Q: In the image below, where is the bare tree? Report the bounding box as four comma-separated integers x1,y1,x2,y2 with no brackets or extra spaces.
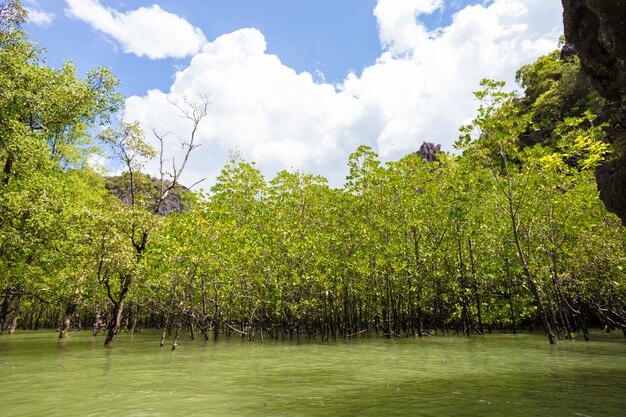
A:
101,95,210,345
152,95,211,214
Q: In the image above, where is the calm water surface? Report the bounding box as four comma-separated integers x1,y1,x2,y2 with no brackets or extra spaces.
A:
0,330,625,416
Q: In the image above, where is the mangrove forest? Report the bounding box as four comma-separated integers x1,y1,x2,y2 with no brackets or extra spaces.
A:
1,1,625,349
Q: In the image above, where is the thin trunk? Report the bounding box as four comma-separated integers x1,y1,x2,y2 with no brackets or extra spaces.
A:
411,228,425,336
504,256,517,334
501,156,555,344
34,304,45,330
8,293,22,334
131,304,140,333
59,300,77,339
200,279,209,340
550,252,573,339
417,281,425,336
0,285,14,333
545,291,564,340
171,322,180,351
456,237,472,336
188,311,196,341
214,302,220,341
581,305,590,341
92,304,103,336
512,224,555,344
160,318,169,347
468,238,483,334
104,275,132,345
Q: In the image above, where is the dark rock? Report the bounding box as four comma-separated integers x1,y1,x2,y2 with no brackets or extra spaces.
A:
595,156,626,225
562,0,626,100
562,0,626,224
416,142,441,162
560,43,577,62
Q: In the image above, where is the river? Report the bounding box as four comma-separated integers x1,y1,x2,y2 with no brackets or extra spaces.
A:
1,330,625,416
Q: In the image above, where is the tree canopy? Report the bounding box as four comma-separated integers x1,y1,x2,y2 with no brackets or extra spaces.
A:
1,2,624,345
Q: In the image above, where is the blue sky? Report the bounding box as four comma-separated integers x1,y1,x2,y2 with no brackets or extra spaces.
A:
23,0,563,187
27,0,382,95
26,0,488,95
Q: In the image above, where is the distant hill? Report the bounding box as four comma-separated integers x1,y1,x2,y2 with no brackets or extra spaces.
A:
104,173,191,216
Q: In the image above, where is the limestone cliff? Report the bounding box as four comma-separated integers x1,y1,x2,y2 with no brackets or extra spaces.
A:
562,0,626,224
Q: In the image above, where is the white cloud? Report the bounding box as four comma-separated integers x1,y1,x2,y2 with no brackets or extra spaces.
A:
124,0,563,188
65,0,206,59
374,0,444,53
125,28,363,189
25,7,54,27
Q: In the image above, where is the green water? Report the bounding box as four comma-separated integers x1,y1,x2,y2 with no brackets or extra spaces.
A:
0,331,625,416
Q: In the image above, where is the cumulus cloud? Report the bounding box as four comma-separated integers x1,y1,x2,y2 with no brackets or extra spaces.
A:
124,0,563,188
65,0,206,59
374,0,444,53
346,0,563,157
125,28,363,189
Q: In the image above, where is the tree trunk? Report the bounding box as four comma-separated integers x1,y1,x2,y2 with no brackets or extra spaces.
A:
200,279,209,340
513,229,556,344
8,293,22,334
104,275,132,345
92,304,103,336
0,285,14,333
214,303,221,341
468,238,483,334
160,317,169,347
504,256,517,334
130,304,140,333
34,304,45,330
171,323,180,351
59,300,77,339
104,299,125,345
503,167,555,344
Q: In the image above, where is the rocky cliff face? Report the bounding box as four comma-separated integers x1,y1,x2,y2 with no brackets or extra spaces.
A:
416,142,441,163
562,0,626,224
562,0,626,99
105,174,190,216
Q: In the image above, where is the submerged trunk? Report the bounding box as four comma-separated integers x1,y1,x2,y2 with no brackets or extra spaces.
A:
502,163,555,345
0,285,15,333
59,300,77,339
33,305,45,331
92,304,103,336
171,323,180,351
504,256,517,334
159,315,170,347
130,304,141,333
7,293,22,334
513,229,556,345
104,275,132,345
104,298,125,345
468,238,483,335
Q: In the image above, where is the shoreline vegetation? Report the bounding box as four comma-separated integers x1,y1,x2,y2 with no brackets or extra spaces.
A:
1,1,625,347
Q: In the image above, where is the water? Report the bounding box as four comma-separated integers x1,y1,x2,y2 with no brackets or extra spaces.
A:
1,330,625,416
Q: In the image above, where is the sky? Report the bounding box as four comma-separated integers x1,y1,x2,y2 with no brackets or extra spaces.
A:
23,0,564,189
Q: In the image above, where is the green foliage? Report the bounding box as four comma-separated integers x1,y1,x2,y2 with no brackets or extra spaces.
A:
514,49,614,149
1,19,624,343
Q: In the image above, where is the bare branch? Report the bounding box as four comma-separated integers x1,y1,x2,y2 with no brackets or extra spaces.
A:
153,95,210,214
188,177,207,190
